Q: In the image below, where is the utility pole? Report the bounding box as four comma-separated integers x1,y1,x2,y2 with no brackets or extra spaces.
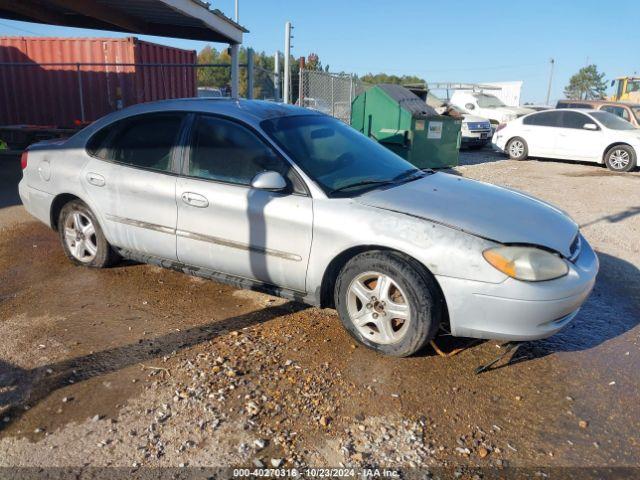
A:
234,0,239,22
545,58,555,105
274,50,281,101
283,21,293,104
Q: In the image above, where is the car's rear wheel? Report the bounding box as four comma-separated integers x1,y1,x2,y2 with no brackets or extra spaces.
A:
507,137,528,160
334,251,441,357
58,200,119,268
604,145,636,172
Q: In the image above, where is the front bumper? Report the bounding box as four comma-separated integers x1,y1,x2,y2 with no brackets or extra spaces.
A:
436,236,599,341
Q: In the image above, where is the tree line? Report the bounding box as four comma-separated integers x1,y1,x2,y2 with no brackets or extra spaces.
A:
196,46,612,102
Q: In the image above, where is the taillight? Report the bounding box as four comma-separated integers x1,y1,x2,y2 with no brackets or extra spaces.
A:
495,123,507,132
20,150,28,170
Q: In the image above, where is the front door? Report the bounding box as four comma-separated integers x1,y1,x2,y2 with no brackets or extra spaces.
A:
175,114,313,292
82,112,186,260
555,111,603,161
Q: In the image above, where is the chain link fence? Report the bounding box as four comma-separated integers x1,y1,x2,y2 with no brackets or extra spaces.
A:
298,69,368,123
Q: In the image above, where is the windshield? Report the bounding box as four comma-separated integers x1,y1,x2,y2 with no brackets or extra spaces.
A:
590,111,636,130
261,115,420,196
474,93,507,108
632,106,640,123
626,80,640,93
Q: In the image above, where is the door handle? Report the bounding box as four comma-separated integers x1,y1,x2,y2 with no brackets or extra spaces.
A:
181,192,209,208
86,172,105,187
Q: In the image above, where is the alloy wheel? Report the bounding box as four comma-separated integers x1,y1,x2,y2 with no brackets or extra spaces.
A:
346,271,411,345
509,140,525,158
609,149,630,170
64,211,98,263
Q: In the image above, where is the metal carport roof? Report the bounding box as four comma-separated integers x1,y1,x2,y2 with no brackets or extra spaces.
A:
0,0,247,44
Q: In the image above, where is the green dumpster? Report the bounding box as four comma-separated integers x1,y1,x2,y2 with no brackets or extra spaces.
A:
351,84,461,168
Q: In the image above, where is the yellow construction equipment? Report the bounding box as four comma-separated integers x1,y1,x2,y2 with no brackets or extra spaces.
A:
610,77,640,102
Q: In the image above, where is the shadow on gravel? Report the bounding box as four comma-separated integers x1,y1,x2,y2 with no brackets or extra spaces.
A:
493,251,640,370
580,206,640,228
0,301,308,433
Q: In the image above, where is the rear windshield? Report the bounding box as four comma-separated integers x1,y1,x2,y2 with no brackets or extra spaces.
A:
590,111,636,130
474,93,506,108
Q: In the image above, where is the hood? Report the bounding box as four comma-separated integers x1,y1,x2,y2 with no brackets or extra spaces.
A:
482,106,534,118
357,173,578,258
512,106,536,116
462,113,490,123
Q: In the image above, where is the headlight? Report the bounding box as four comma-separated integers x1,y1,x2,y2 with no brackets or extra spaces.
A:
483,246,569,281
461,123,469,132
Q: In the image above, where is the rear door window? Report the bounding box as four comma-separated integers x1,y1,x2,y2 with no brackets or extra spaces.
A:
522,111,561,127
87,113,185,173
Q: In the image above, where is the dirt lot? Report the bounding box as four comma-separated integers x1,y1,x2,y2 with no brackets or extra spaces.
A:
0,149,639,476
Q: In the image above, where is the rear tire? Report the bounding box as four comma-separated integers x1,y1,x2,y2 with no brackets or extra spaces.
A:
506,137,528,160
604,145,636,172
58,200,119,268
334,251,442,357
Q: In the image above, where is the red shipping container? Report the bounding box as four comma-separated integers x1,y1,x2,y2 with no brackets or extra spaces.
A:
0,36,197,128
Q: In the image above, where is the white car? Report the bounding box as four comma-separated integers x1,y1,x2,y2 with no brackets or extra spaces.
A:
493,108,639,172
450,91,534,126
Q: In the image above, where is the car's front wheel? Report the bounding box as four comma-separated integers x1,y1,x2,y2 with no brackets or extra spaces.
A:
58,199,119,268
506,137,528,160
604,145,636,172
335,251,441,357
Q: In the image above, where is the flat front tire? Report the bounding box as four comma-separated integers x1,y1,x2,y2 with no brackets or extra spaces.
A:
334,251,442,357
58,200,119,268
604,145,636,172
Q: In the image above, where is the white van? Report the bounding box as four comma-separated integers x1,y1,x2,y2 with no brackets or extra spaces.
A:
450,91,534,126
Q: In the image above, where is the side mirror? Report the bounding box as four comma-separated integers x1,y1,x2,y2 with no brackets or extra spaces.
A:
465,103,475,110
251,171,287,191
610,80,615,87
583,123,598,131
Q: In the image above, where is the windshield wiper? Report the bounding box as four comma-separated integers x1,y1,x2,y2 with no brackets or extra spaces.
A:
330,179,397,194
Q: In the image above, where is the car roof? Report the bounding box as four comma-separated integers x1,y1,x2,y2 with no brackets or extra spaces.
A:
529,108,599,114
124,98,319,122
67,98,322,146
557,99,640,108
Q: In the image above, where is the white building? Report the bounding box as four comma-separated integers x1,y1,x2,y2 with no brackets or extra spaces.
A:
479,81,523,107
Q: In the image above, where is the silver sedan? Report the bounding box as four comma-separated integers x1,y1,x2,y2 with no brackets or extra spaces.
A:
18,99,599,356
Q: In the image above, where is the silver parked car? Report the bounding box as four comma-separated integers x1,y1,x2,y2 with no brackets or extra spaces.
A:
19,99,599,357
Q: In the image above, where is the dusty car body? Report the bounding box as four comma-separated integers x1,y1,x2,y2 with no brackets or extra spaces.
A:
19,99,599,356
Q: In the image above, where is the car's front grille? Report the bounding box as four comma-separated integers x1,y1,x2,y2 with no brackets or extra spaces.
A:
568,234,582,262
466,122,492,131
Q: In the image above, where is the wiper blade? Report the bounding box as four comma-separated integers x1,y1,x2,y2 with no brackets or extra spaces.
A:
330,179,396,193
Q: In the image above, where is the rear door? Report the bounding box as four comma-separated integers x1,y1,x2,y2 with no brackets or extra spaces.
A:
82,112,187,259
175,114,313,292
555,111,603,161
520,111,562,157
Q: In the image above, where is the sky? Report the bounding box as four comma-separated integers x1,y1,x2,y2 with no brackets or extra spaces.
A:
0,0,638,104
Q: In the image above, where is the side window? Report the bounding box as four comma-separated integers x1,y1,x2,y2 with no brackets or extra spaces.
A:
109,114,183,171
87,113,184,172
189,115,305,193
600,105,630,121
559,111,593,129
523,111,561,127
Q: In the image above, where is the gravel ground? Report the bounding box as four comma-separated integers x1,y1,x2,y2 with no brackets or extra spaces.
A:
0,149,638,475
